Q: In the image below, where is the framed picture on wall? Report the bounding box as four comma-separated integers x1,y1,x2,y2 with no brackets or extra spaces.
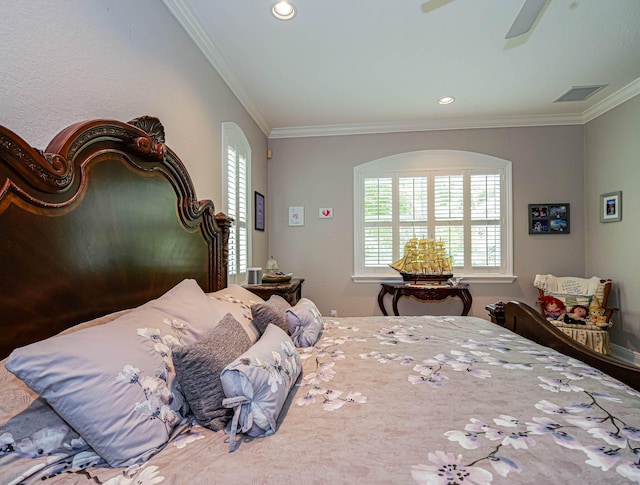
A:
600,191,622,223
528,203,570,234
255,191,265,231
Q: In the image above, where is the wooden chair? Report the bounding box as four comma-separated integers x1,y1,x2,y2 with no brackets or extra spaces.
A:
534,275,617,355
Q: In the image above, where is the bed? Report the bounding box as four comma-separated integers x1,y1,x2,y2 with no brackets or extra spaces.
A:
1,118,640,485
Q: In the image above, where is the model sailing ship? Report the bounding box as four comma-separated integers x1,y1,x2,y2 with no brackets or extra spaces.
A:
390,238,453,283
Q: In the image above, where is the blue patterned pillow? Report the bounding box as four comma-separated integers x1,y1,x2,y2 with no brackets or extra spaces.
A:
285,298,324,347
221,324,301,451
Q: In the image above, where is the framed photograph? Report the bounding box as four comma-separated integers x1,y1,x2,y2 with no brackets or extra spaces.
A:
528,203,570,234
254,191,265,231
600,191,622,223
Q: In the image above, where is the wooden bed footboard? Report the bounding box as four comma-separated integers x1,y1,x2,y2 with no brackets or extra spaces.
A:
503,301,640,391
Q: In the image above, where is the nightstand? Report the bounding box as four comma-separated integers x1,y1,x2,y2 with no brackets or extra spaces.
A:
243,278,304,305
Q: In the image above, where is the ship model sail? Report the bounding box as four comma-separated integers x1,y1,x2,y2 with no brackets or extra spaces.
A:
390,238,453,282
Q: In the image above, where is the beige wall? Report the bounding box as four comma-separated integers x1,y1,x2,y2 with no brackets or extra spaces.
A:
585,95,640,357
4,1,637,356
268,125,585,318
1,0,269,267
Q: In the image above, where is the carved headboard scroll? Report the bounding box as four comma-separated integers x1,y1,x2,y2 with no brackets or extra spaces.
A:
0,116,230,358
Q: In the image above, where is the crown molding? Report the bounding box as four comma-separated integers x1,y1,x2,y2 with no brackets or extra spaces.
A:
581,77,640,123
268,113,584,139
162,0,272,136
269,79,640,138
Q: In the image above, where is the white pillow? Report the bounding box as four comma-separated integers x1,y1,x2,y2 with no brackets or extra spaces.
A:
208,284,264,343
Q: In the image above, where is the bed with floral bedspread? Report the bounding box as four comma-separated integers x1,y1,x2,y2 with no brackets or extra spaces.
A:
2,308,639,485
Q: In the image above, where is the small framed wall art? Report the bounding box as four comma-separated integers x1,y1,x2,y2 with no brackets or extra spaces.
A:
288,206,304,226
600,191,622,223
528,203,570,234
254,191,265,231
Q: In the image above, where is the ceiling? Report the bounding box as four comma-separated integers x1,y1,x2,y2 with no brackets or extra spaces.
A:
164,0,640,138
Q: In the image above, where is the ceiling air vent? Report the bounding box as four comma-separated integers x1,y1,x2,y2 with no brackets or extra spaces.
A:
554,85,607,102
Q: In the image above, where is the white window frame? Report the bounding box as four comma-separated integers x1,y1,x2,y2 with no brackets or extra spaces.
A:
222,122,251,285
353,150,514,283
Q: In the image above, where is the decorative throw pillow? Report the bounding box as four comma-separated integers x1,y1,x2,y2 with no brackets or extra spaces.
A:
250,295,291,335
265,294,291,313
549,292,591,310
6,278,217,467
173,313,252,431
285,298,324,347
208,285,264,343
221,324,301,451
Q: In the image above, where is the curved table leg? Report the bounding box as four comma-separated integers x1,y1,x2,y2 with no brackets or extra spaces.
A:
377,286,390,316
392,291,401,316
459,288,473,316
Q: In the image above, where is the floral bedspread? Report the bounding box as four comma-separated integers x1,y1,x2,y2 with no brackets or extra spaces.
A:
1,315,639,484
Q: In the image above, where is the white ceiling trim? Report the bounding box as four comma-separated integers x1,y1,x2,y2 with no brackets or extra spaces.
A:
581,77,640,123
164,0,639,140
268,113,585,139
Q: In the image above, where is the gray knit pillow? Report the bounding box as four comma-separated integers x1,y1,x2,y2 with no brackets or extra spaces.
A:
250,295,291,335
173,313,252,431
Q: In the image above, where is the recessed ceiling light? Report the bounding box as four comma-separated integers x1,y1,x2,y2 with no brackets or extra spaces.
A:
272,1,296,20
438,96,455,105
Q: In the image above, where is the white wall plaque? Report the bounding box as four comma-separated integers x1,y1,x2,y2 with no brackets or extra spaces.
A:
289,206,304,226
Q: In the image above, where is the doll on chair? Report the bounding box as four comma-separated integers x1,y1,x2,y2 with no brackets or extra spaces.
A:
538,295,566,321
560,304,590,325
588,296,610,328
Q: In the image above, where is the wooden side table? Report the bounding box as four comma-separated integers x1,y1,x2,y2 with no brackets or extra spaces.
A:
378,283,472,316
243,278,304,305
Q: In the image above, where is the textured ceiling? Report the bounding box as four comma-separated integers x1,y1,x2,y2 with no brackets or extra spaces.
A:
165,0,640,137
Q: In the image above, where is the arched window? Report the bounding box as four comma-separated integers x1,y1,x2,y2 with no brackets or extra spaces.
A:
222,122,251,285
353,150,513,283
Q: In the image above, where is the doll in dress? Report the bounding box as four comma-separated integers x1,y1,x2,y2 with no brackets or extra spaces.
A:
538,295,566,321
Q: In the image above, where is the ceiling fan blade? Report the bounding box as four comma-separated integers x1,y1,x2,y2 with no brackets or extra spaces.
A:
421,0,455,14
505,0,547,39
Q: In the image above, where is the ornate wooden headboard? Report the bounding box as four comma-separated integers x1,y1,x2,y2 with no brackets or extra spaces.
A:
0,116,231,358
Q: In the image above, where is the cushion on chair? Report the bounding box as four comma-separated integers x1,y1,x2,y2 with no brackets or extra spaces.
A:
549,321,611,355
